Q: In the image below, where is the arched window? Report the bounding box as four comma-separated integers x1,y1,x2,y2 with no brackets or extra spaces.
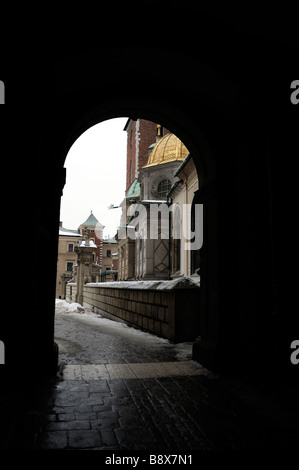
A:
157,179,171,198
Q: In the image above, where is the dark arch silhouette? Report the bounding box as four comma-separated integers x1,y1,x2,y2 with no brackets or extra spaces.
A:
2,22,297,391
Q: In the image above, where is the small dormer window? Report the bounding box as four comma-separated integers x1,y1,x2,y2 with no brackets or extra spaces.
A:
157,179,171,198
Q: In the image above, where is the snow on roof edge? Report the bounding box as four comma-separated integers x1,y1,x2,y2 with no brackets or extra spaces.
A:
85,276,200,291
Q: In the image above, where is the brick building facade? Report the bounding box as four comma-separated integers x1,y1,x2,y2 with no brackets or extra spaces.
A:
124,119,170,193
118,119,189,281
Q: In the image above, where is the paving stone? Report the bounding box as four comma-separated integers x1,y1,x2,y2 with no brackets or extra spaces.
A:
62,361,211,381
68,430,102,448
45,420,91,431
45,413,57,422
57,413,76,421
114,428,126,447
73,403,94,413
62,365,83,380
88,380,110,392
4,312,298,450
81,364,109,380
129,362,160,378
75,412,98,421
97,410,119,424
106,363,136,379
37,431,68,449
108,380,131,397
85,393,104,406
99,429,118,447
152,362,186,377
118,404,140,419
54,396,82,407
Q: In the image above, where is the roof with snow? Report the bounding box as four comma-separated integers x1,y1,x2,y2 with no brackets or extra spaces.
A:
79,239,97,248
103,237,118,244
79,211,104,228
59,226,81,237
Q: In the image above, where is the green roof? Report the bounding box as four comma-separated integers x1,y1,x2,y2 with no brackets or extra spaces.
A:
80,211,104,227
147,142,156,150
126,178,140,199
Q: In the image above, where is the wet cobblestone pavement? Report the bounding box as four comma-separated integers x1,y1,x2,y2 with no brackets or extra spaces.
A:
2,306,298,451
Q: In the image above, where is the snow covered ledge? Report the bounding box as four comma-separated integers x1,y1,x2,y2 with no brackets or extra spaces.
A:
86,276,200,290
66,277,200,342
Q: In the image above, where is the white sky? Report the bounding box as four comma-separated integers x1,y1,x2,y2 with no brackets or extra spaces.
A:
59,117,128,238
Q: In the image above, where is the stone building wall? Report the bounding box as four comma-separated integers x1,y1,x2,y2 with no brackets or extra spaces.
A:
65,278,200,343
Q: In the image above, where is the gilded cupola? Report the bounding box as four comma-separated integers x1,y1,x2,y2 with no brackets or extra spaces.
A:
143,132,189,168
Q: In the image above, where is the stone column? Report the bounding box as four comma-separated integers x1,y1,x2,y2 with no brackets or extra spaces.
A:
75,251,84,305
75,229,97,305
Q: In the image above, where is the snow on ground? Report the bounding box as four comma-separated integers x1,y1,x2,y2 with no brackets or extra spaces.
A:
55,299,193,361
55,298,169,343
55,299,85,314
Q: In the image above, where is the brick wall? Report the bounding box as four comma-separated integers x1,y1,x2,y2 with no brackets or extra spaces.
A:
138,120,158,169
125,119,137,191
125,119,170,193
138,120,170,170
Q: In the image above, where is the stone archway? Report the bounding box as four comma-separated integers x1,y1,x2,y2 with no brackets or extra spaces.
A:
52,104,218,371
27,42,282,384
1,9,297,399
32,43,242,380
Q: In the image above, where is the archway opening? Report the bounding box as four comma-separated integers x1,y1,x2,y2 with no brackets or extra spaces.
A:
55,116,206,370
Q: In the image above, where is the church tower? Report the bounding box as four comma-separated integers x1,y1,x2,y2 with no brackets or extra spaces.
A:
123,118,170,194
78,211,104,267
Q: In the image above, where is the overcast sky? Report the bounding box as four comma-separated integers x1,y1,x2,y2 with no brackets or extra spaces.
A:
59,117,128,238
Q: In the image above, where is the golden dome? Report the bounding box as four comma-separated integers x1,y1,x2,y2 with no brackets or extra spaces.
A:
143,133,189,168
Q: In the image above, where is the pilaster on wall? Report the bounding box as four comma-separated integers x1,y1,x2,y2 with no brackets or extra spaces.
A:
191,181,218,370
